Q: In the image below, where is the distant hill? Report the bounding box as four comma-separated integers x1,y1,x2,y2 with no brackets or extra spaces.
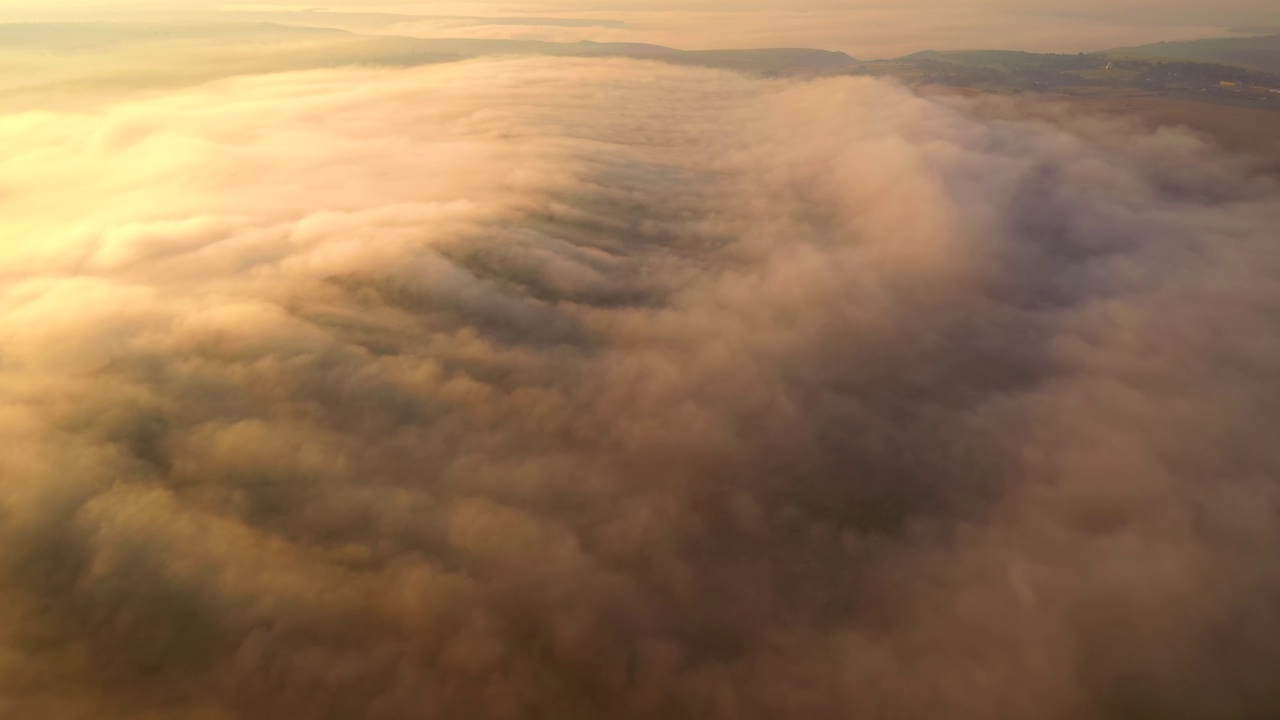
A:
360,38,858,74
0,22,857,76
899,37,1280,77
869,45,1280,113
1106,35,1280,73
900,50,1100,72
677,47,859,73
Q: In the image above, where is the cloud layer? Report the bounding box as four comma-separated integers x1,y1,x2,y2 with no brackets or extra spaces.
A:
1,57,1279,719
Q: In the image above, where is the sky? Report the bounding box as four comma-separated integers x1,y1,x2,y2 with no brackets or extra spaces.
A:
2,3,1280,720
0,0,1274,56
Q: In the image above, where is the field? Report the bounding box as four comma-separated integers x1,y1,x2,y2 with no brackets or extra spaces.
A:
927,87,1280,173
875,38,1280,171
1065,93,1280,165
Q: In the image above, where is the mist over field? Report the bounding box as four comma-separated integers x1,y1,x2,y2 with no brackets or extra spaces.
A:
2,5,1280,720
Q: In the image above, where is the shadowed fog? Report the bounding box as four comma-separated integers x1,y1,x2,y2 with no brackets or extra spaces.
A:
1,56,1279,719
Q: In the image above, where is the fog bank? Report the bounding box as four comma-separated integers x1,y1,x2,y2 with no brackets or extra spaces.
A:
0,57,1279,719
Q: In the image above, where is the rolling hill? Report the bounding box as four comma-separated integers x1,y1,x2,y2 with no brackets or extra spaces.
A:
1107,34,1280,73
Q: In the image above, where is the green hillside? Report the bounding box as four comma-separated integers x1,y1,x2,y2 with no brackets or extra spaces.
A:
1107,35,1280,73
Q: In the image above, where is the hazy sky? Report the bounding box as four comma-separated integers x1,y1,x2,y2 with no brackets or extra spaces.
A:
0,0,1273,56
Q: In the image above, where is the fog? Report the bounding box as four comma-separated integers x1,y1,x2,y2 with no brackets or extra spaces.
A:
0,44,1278,718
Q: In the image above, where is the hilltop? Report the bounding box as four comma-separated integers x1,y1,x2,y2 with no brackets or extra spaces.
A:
1107,34,1280,73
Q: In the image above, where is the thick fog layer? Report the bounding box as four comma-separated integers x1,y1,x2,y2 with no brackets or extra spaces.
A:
1,57,1279,719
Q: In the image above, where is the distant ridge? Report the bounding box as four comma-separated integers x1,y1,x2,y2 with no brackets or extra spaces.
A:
0,20,858,76
1106,34,1280,73
369,37,858,73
